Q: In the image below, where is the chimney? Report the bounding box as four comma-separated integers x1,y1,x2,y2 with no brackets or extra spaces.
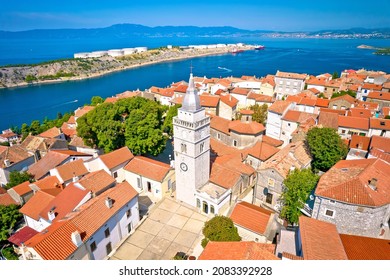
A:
368,178,378,191
105,197,113,208
48,210,56,221
4,159,10,167
72,172,78,183
71,231,83,247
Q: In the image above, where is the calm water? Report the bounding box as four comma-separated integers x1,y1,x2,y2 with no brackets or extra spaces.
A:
0,37,389,130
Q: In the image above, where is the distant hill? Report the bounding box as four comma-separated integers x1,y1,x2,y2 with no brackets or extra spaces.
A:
0,24,389,39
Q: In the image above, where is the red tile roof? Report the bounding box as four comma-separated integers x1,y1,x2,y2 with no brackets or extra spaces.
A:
20,191,56,220
31,176,62,190
28,151,70,180
210,115,231,135
318,111,339,129
199,241,279,260
210,138,241,157
247,92,273,103
10,181,32,196
340,234,390,260
8,226,39,246
347,108,372,118
246,141,279,161
231,87,250,96
367,91,390,101
330,94,356,104
0,145,33,169
54,159,89,183
77,170,115,194
320,108,346,115
282,110,317,123
52,150,91,157
369,135,390,153
268,100,292,114
276,71,307,80
230,202,273,235
262,135,284,147
75,106,95,118
228,120,265,135
124,156,171,182
200,95,219,107
220,94,238,108
150,86,175,97
315,158,390,206
39,183,90,222
99,146,134,170
174,84,188,93
338,116,369,130
209,161,242,189
0,193,19,206
370,118,390,130
38,127,62,139
349,135,370,151
299,216,348,260
362,83,382,90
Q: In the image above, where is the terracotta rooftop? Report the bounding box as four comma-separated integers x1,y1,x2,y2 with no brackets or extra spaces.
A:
69,135,92,148
51,150,91,157
228,120,265,135
210,115,231,135
77,170,115,194
263,141,311,178
8,226,39,246
355,100,379,110
28,151,70,180
200,95,220,107
10,181,33,196
276,70,307,80
99,146,134,170
199,241,279,260
340,234,390,260
367,91,390,101
369,135,390,153
230,201,273,235
246,141,279,161
150,86,174,97
0,145,33,169
268,100,292,114
74,106,94,118
346,108,372,118
54,159,89,183
262,135,284,147
220,94,238,108
39,183,90,222
370,118,390,130
20,191,56,220
173,84,188,93
362,83,382,90
209,160,243,189
329,94,356,104
247,92,273,102
299,216,348,260
383,107,390,116
349,135,370,151
315,158,390,207
104,97,118,103
60,122,77,138
320,108,346,116
338,116,369,130
210,138,242,157
0,193,19,206
38,127,62,139
31,176,62,191
282,110,317,123
231,87,250,96
124,156,171,182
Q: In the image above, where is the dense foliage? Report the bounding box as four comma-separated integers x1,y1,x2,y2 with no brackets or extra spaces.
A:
201,216,241,248
77,97,167,155
0,204,22,242
280,169,319,224
331,90,356,99
5,171,35,190
162,104,181,136
249,104,268,124
307,127,348,172
90,96,104,105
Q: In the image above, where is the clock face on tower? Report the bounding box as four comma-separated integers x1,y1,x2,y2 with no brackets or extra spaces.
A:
180,162,188,172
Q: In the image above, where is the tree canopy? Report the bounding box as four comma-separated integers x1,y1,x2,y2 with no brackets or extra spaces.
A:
90,96,104,106
0,204,22,242
331,90,356,99
5,171,35,190
201,216,241,248
162,104,180,136
306,127,348,172
77,97,167,155
280,169,319,224
249,104,268,125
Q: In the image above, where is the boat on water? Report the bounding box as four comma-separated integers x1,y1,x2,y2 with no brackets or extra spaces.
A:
254,45,265,50
230,48,244,54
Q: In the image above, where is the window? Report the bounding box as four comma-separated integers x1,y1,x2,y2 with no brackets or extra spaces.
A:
104,228,110,238
268,178,275,187
266,193,273,204
181,143,187,153
137,177,141,189
113,171,118,179
200,142,205,153
210,205,215,214
127,223,132,233
106,242,112,255
126,209,132,218
196,198,201,208
90,241,97,252
233,140,238,147
217,133,221,140
325,209,335,218
341,130,346,134
203,201,209,214
329,200,336,204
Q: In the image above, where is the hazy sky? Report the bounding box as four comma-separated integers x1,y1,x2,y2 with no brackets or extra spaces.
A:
1,0,389,32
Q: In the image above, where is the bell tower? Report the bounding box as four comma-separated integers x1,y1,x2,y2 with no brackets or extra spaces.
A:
173,73,210,207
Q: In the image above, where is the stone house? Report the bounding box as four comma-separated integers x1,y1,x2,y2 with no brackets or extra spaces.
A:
274,71,307,100
265,100,295,141
254,141,312,212
366,91,390,109
259,75,275,97
312,158,390,238
219,94,238,120
328,94,356,110
369,118,390,137
338,116,370,139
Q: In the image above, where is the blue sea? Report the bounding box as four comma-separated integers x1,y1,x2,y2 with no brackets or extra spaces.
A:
0,36,389,130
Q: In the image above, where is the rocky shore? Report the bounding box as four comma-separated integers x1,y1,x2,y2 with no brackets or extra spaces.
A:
0,45,255,89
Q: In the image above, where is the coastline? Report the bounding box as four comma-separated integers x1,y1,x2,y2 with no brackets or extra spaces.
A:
0,46,254,90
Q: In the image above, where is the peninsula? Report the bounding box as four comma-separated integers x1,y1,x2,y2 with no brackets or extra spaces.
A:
0,44,254,89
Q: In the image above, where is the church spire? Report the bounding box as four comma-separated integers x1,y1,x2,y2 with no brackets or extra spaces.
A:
182,73,201,112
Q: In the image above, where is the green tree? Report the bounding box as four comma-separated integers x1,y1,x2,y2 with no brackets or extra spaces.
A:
201,216,241,248
29,120,41,135
280,169,319,224
332,71,339,79
5,171,35,189
331,90,356,99
162,104,181,135
249,103,268,125
91,96,104,106
307,127,348,172
385,115,390,119
0,204,22,241
21,123,30,140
